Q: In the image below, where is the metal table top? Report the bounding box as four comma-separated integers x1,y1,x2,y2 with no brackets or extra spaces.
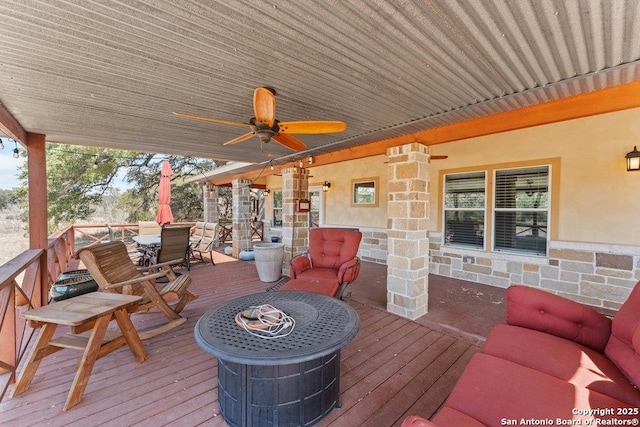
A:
194,291,360,365
132,234,161,246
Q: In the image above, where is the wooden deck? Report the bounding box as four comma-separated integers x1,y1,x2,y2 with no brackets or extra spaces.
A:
0,251,499,427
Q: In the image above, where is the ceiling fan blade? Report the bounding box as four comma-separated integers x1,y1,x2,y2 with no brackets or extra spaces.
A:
253,87,276,127
173,112,250,128
277,121,347,134
223,132,256,146
272,133,306,151
431,155,448,160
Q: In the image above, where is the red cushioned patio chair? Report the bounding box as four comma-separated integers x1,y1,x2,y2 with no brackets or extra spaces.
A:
282,228,362,300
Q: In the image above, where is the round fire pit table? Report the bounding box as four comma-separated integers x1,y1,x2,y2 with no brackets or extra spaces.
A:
194,291,360,427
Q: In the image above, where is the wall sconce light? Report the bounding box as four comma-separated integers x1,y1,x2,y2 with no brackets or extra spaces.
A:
626,146,640,171
308,156,314,165
263,188,270,196
0,138,4,150
322,181,331,192
13,140,19,158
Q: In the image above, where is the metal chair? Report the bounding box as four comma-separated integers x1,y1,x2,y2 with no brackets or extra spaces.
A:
191,222,219,265
189,221,206,249
156,225,192,271
138,220,161,235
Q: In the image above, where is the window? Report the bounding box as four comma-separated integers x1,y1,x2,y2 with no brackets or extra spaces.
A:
444,172,486,249
443,165,551,256
494,166,549,255
309,190,321,228
351,177,379,207
272,190,282,227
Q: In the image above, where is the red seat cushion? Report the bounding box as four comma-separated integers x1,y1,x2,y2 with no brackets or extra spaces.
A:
482,324,640,405
308,228,362,270
441,353,636,426
279,278,339,297
295,267,339,282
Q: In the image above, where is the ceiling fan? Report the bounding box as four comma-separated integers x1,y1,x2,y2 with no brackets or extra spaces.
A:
174,87,347,151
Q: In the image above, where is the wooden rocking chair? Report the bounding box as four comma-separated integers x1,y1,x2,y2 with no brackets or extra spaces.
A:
77,241,198,339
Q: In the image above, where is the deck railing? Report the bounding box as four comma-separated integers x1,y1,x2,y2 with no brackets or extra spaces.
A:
0,221,222,401
0,222,203,402
0,225,75,401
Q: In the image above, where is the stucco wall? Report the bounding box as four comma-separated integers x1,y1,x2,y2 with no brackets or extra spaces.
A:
427,108,640,309
260,108,640,308
264,154,388,229
427,107,640,246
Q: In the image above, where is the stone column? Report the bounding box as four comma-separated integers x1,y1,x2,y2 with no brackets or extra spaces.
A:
232,179,252,258
203,183,219,223
386,143,430,320
281,167,309,274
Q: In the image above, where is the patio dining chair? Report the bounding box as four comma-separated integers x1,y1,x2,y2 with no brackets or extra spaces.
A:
189,221,206,248
191,222,218,265
139,220,162,235
77,241,198,339
156,225,192,271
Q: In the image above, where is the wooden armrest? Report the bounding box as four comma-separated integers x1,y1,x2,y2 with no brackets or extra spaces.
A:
103,271,169,290
136,258,184,272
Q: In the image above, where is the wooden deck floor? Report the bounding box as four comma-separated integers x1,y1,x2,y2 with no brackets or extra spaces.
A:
0,252,493,427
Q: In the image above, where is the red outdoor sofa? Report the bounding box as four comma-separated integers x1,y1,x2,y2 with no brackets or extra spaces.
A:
403,282,640,426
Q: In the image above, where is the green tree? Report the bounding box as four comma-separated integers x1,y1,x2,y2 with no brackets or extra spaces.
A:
121,155,217,223
0,189,19,210
16,143,220,232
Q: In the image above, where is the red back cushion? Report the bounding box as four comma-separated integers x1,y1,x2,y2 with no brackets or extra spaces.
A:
308,228,362,270
605,281,640,388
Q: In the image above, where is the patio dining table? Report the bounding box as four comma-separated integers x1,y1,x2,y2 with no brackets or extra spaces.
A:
132,234,161,246
132,234,161,265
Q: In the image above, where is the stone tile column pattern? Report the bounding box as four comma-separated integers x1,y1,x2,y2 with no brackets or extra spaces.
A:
232,179,252,258
387,143,430,320
281,167,309,274
203,184,219,222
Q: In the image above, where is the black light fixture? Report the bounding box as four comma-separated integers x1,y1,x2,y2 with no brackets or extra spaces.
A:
12,140,19,158
626,146,640,172
0,138,4,150
322,181,331,192
263,188,270,196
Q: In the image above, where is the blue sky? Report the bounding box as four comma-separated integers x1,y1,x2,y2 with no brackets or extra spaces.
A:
0,144,24,190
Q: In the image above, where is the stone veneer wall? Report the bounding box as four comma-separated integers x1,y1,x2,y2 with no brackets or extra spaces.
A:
231,179,252,258
202,184,219,222
429,232,640,310
358,227,388,264
281,167,309,274
386,143,430,319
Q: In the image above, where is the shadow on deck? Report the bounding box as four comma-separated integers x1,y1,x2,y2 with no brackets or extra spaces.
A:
0,251,506,427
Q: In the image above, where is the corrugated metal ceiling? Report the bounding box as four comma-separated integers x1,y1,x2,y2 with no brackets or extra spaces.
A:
0,0,638,165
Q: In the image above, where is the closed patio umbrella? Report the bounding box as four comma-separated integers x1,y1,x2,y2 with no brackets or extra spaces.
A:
155,160,174,225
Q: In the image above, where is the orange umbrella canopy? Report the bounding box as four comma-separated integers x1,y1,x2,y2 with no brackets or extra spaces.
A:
155,160,174,225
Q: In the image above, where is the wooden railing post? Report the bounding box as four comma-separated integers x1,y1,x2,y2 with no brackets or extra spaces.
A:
27,133,48,307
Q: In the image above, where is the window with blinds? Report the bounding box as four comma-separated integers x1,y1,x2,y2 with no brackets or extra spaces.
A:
443,172,486,249
493,166,549,255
